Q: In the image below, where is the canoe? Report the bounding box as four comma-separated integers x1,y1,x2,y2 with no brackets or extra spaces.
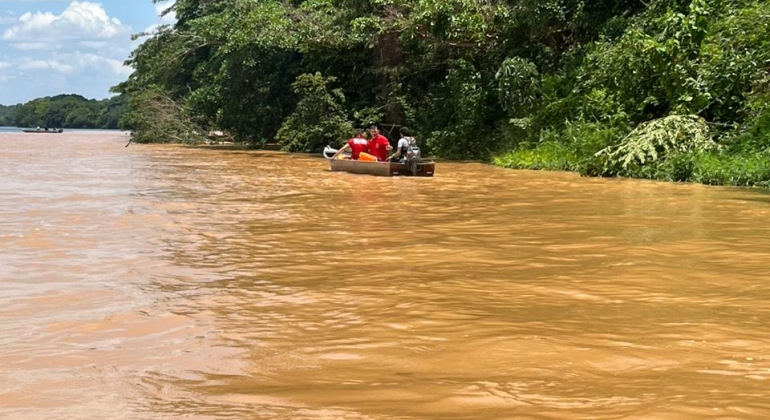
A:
323,145,350,159
329,158,435,177
22,129,63,133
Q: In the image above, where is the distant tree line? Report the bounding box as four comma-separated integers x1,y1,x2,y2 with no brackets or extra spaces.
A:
0,94,128,129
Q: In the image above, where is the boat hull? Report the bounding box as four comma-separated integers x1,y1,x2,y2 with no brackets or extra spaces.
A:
22,129,63,134
329,158,435,177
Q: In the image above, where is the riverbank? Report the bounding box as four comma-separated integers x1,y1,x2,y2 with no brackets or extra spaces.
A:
492,115,770,189
494,145,770,188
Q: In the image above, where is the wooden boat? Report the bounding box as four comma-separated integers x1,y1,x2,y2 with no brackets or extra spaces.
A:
22,129,63,133
329,158,435,177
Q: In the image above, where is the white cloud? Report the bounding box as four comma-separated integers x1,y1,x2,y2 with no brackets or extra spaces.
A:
0,12,17,25
13,42,49,50
133,3,176,50
68,51,131,76
19,59,75,74
155,2,177,24
0,1,172,103
2,2,130,49
79,40,109,48
7,52,130,77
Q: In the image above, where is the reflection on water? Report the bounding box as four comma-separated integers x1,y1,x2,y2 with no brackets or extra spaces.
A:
2,133,770,419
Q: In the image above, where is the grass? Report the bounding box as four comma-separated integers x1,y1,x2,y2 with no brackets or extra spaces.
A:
493,142,770,188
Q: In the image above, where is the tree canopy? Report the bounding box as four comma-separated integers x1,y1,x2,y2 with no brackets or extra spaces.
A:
0,94,128,129
114,0,770,185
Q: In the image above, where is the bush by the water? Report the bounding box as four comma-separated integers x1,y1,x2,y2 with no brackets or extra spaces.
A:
493,0,770,187
275,73,353,153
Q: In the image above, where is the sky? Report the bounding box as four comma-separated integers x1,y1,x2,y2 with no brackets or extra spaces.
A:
0,0,176,105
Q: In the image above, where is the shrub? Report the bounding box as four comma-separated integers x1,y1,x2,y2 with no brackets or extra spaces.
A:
123,88,207,144
275,73,353,153
690,151,770,187
594,115,716,176
423,59,499,160
496,57,540,115
493,141,578,171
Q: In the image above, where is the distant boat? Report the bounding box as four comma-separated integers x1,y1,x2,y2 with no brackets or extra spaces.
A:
22,128,64,133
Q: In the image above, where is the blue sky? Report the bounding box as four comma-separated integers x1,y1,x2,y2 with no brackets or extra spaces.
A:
0,1,175,105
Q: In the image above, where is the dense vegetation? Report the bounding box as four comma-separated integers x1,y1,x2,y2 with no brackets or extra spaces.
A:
0,105,14,127
0,94,128,129
117,0,770,186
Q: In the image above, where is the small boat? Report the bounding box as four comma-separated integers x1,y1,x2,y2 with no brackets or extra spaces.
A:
324,145,435,177
329,158,435,177
329,156,435,177
22,128,63,133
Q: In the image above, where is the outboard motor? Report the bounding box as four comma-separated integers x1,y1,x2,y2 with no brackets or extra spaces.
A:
404,139,421,175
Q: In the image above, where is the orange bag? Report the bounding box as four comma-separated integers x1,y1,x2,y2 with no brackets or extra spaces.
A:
358,152,377,162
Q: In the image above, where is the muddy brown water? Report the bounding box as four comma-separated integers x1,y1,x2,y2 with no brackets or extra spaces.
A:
2,132,770,419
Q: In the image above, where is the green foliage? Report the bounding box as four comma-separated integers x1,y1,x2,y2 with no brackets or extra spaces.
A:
595,115,715,175
0,94,127,129
584,0,712,121
688,151,770,187
120,0,644,154
722,74,770,153
581,0,770,126
0,105,16,126
123,88,206,144
399,0,509,47
116,0,301,147
493,141,578,171
275,73,353,152
352,107,385,129
497,119,627,174
560,119,630,175
609,150,770,187
496,57,540,115
423,59,500,160
114,0,770,188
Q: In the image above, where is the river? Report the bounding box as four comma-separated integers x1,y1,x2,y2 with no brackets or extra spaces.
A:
2,132,770,419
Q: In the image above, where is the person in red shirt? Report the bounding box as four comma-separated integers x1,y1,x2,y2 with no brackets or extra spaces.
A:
331,129,369,160
367,125,392,162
